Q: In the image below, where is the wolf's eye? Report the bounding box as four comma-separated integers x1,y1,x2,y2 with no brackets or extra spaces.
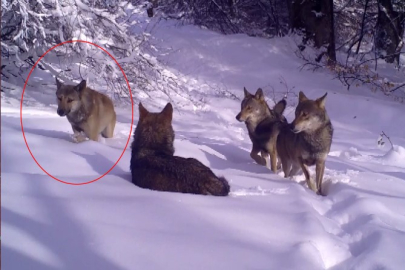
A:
67,98,73,103
302,112,308,117
247,106,252,110
57,97,62,101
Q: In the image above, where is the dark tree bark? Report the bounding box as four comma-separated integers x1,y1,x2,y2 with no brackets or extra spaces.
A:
147,7,154,17
356,0,370,54
228,0,234,16
146,0,158,17
326,0,336,63
157,0,290,37
289,0,336,62
375,0,405,64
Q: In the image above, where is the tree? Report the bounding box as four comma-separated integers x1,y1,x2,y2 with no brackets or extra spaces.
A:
289,0,336,62
157,0,290,37
375,0,405,64
1,0,200,105
1,0,135,90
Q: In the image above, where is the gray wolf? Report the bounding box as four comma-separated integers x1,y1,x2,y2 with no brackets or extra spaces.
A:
277,91,333,195
130,102,230,196
55,78,116,142
236,87,287,172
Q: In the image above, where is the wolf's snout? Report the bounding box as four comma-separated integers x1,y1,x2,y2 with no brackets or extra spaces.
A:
289,123,299,133
291,126,301,134
57,108,66,116
289,123,295,131
236,113,242,122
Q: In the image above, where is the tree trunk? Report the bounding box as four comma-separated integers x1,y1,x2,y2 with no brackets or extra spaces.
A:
356,0,370,54
289,0,336,62
375,0,405,64
326,0,336,63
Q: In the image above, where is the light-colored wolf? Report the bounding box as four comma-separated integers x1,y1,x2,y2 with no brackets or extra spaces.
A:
236,87,287,172
277,91,333,195
55,78,116,142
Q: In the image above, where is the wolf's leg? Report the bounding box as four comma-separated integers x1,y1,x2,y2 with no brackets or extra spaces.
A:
263,136,278,172
250,146,266,166
260,150,269,168
84,123,100,142
87,130,99,141
288,162,301,177
298,158,316,192
280,157,291,178
71,125,87,143
269,147,278,173
102,119,115,138
277,159,282,170
315,159,326,196
267,136,280,173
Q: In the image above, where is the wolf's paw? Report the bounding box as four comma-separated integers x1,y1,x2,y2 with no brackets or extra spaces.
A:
72,133,87,143
316,189,326,196
258,158,267,166
306,179,317,193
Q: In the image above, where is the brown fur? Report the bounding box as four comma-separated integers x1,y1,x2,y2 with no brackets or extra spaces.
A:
236,87,287,172
55,78,116,142
130,103,230,196
277,91,333,195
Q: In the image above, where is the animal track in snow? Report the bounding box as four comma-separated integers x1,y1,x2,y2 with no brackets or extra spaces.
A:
230,186,289,196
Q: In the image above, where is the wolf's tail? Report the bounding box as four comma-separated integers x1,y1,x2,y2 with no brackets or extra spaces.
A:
206,176,230,196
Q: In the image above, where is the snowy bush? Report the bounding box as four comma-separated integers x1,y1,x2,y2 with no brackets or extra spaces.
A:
293,0,405,99
1,0,201,105
154,0,290,38
2,0,132,84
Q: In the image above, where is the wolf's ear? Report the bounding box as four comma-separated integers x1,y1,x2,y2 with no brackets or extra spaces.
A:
273,99,287,115
316,92,328,109
254,88,265,101
74,80,86,93
243,87,251,97
298,91,308,103
55,77,63,89
161,103,173,122
139,102,149,120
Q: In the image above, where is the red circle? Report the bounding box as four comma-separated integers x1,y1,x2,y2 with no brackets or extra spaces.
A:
20,40,134,185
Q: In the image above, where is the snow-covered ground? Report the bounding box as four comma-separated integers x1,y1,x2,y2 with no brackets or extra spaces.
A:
2,15,405,270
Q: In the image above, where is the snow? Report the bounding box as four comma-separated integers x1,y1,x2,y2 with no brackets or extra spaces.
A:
380,146,405,167
312,10,324,18
2,13,405,270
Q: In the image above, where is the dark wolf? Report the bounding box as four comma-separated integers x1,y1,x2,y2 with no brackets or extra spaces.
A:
55,78,116,142
236,87,287,172
277,91,333,195
130,102,230,196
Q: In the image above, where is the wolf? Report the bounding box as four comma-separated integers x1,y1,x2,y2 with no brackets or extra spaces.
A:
55,78,116,142
130,102,230,196
236,87,287,172
277,91,333,195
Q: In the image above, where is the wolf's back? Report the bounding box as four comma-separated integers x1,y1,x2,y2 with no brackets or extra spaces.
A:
130,154,230,196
